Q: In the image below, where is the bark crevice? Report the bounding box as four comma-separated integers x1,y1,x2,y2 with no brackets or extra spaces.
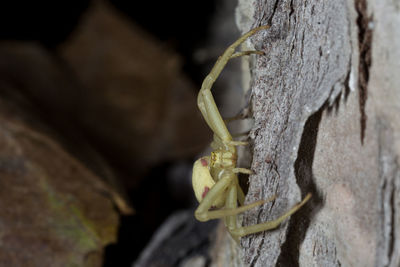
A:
355,0,373,144
276,104,325,266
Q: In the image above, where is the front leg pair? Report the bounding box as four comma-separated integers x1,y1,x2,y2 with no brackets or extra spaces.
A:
197,25,270,143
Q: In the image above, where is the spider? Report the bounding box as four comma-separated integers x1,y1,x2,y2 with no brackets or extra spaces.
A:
192,25,311,241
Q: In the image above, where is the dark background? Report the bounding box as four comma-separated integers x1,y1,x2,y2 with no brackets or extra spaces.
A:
0,0,216,83
0,0,219,266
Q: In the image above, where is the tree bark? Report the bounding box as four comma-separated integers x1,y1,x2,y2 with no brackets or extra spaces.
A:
219,0,400,266
135,0,400,265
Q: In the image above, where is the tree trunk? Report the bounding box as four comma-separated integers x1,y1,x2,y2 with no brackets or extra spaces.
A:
212,0,400,266
134,0,400,266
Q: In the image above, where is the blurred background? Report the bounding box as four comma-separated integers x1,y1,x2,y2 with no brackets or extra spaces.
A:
0,0,246,266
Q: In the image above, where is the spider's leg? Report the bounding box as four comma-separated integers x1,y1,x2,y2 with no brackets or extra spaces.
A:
231,50,264,58
232,167,253,175
224,182,238,234
197,195,277,221
226,140,249,146
198,88,232,141
229,193,312,239
194,175,232,222
198,25,269,141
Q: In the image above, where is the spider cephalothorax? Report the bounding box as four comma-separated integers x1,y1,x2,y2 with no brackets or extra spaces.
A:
211,150,236,169
192,25,311,241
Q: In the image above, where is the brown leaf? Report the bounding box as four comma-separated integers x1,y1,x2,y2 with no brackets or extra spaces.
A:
0,98,119,267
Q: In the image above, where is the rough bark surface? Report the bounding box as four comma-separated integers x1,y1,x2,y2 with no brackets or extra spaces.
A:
225,0,400,266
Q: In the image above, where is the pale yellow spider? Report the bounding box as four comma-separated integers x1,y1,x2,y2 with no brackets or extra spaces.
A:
192,25,312,241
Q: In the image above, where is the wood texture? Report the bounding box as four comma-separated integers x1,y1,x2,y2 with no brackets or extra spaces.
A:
231,0,400,266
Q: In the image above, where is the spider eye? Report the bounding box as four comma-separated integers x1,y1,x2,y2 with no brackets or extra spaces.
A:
210,152,220,166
